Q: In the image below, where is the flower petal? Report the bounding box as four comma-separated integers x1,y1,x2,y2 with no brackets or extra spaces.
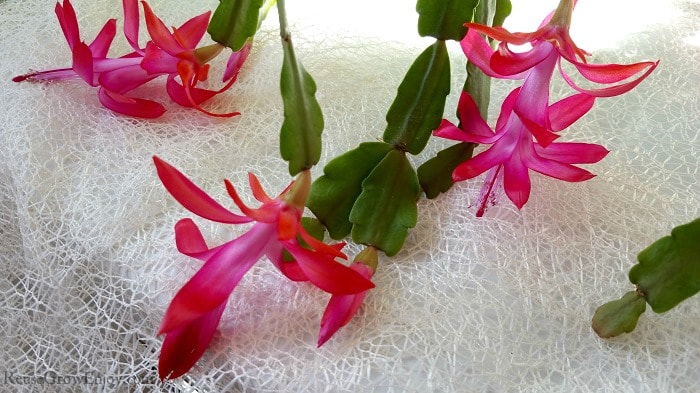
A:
173,11,211,49
88,19,117,58
548,93,595,131
490,41,554,76
503,155,531,209
265,240,308,282
452,144,508,181
98,88,166,118
122,0,142,52
247,173,273,203
465,23,540,45
142,42,179,75
153,156,251,224
98,64,158,94
223,43,252,82
71,42,95,86
158,302,225,380
56,0,80,50
283,242,374,295
572,60,658,84
461,29,525,79
560,59,659,97
528,156,596,182
514,109,559,147
158,223,274,334
174,218,224,261
318,263,372,346
535,142,609,164
224,179,278,222
141,1,183,55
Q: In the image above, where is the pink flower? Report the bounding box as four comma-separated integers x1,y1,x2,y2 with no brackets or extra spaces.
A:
13,0,243,118
437,0,658,215
317,247,377,347
153,157,375,379
462,0,659,100
436,88,608,216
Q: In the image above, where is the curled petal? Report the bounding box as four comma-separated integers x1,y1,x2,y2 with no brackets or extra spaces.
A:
153,156,251,224
265,241,308,282
98,88,166,118
224,179,277,222
174,218,224,261
283,242,374,295
560,60,659,97
461,29,525,80
528,155,596,182
158,223,274,335
434,119,499,144
247,173,273,203
168,64,240,117
465,23,541,45
158,302,226,380
495,88,520,131
490,41,554,76
515,109,559,147
572,60,658,84
548,93,595,131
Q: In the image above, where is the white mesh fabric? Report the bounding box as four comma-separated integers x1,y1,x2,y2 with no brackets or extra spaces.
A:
1,0,698,392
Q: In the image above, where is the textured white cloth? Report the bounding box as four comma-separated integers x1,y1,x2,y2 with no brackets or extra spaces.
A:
0,0,698,392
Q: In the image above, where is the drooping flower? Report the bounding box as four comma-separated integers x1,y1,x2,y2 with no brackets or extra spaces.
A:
461,0,659,101
318,247,377,347
153,157,374,379
13,0,244,118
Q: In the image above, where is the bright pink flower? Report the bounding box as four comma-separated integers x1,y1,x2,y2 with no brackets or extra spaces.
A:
461,0,659,100
435,88,608,216
153,157,374,379
13,0,244,118
317,248,377,347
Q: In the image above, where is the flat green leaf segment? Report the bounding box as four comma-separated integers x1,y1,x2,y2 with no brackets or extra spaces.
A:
592,291,647,338
383,41,451,155
493,0,512,28
416,0,478,41
208,0,264,51
350,150,420,256
629,218,700,313
307,142,393,239
418,142,475,199
279,37,324,175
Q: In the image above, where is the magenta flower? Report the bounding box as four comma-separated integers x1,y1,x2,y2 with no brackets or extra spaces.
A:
153,157,375,379
462,0,659,100
317,247,377,347
13,0,243,118
436,88,608,216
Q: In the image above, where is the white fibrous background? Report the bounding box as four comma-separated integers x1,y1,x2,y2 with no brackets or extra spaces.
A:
1,0,698,392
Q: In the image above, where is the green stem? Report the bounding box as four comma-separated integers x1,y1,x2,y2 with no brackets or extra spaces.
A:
277,0,290,40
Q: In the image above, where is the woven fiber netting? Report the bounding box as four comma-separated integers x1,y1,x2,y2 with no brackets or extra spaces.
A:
0,0,698,392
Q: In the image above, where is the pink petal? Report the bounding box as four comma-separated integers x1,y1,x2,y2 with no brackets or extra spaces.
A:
548,93,595,131
224,179,278,223
465,23,540,45
495,88,520,131
152,156,252,224
98,64,158,94
461,29,525,80
434,119,499,144
122,0,142,52
98,88,166,118
572,60,658,84
452,145,508,181
88,19,117,58
158,302,225,380
528,155,597,182
174,218,224,261
318,263,372,346
142,42,179,74
158,223,274,335
173,11,211,49
142,1,184,56
514,109,559,147
247,173,273,203
56,0,80,50
514,50,558,120
560,59,659,97
71,42,95,86
265,241,309,282
503,155,531,209
223,43,252,82
13,68,77,82
490,41,554,76
166,67,240,117
535,142,609,164
283,242,375,295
